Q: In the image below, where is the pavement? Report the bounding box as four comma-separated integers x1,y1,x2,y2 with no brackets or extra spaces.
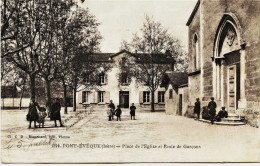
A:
1,107,260,163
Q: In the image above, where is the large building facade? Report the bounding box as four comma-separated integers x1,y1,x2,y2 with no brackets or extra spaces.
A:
76,50,172,110
186,0,260,123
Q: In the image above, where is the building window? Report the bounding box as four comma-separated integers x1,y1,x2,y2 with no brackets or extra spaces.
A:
98,91,104,103
169,89,173,99
121,73,129,84
194,34,199,70
143,91,150,103
99,73,105,84
158,91,165,103
82,91,88,103
122,57,126,64
85,74,90,84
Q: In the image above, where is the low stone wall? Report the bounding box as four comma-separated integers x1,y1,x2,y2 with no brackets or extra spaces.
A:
1,98,30,108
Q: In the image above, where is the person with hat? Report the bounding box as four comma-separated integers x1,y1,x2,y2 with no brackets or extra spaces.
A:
208,97,217,124
130,103,136,120
216,106,228,122
194,98,201,119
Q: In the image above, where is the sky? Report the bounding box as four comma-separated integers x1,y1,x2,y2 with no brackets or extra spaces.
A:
78,0,197,53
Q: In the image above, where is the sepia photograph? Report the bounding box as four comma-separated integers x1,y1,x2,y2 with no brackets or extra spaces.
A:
1,0,260,164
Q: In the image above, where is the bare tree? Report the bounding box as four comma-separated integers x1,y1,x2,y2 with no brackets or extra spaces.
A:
120,16,186,112
1,0,34,58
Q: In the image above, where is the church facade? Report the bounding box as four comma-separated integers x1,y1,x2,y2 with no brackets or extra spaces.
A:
186,0,260,124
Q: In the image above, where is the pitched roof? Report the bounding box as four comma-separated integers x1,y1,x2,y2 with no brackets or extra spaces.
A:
75,50,175,64
161,71,188,87
186,0,200,26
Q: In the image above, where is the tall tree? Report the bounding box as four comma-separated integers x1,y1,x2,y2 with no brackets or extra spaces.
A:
120,16,186,112
58,7,103,112
37,0,75,115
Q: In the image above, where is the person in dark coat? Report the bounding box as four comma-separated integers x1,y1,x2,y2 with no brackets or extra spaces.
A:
50,99,63,127
216,106,228,122
130,103,136,120
108,100,115,120
194,98,201,119
27,100,40,129
115,105,122,121
208,97,217,124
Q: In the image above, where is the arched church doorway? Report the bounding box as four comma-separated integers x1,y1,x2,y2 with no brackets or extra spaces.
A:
213,13,246,113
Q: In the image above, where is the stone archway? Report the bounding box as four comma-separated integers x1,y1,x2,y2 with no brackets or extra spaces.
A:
212,13,246,113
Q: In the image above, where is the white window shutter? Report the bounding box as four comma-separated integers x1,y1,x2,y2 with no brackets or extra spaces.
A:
104,91,110,103
93,91,98,103
105,74,108,84
154,91,158,103
78,91,83,104
139,91,143,103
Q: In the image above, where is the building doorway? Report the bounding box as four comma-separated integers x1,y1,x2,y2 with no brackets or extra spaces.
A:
119,91,129,108
228,63,240,112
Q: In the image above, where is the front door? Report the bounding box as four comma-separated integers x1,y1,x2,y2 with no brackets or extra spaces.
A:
228,64,240,112
119,91,129,108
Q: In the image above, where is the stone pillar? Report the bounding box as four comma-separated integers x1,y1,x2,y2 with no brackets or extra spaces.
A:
221,60,224,107
238,44,247,109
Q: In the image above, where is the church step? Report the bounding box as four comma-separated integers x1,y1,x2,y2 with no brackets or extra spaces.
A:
221,118,243,122
227,113,239,118
197,119,246,126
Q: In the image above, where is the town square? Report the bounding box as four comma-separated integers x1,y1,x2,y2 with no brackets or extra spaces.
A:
1,0,260,163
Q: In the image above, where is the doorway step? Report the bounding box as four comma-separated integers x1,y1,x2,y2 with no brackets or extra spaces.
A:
197,113,246,126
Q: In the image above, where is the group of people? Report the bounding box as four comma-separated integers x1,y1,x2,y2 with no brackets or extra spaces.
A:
194,97,228,124
107,100,136,121
26,99,63,129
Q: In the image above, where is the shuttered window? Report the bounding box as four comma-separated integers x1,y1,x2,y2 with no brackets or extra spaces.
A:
98,91,104,103
143,91,150,103
82,91,88,103
158,91,165,103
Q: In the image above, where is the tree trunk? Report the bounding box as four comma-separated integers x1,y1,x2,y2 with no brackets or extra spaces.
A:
63,81,68,114
29,74,36,103
151,90,155,112
73,88,76,112
44,78,52,117
19,84,25,110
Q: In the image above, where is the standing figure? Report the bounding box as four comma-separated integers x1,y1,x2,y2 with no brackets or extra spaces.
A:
216,106,228,122
37,107,47,128
107,105,113,121
50,99,63,127
130,103,136,120
115,105,122,121
194,98,201,119
208,97,217,124
27,101,40,129
109,100,115,120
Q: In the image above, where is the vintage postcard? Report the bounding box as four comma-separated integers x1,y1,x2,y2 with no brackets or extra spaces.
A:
1,0,260,164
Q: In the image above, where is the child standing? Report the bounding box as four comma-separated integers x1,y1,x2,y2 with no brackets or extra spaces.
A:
107,105,113,121
37,107,47,128
115,105,122,121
